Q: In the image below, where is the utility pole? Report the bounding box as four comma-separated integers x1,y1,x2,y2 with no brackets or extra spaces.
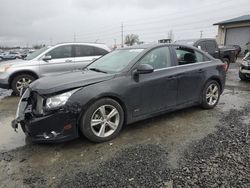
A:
113,38,117,49
200,30,203,38
121,23,124,48
74,33,76,42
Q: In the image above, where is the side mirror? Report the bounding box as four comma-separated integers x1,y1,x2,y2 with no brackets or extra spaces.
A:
42,55,52,61
135,64,154,75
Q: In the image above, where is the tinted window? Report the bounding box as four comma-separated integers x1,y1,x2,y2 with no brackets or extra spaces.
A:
75,45,96,57
46,45,73,59
198,41,206,51
195,51,210,62
174,46,209,65
138,47,171,70
94,47,108,56
205,41,217,53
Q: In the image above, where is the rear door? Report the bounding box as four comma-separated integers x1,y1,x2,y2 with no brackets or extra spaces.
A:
172,45,210,105
39,45,74,77
129,46,178,117
73,45,108,70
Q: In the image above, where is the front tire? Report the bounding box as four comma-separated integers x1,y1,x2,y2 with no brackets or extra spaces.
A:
80,98,124,143
201,80,221,109
239,71,248,81
11,74,35,95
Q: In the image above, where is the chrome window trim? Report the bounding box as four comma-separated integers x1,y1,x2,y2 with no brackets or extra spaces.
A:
154,61,212,72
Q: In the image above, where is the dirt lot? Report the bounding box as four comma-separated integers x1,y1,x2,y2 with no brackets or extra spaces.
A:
0,62,249,188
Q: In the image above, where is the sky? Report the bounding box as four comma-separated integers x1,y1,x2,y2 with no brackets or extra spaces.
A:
0,0,249,47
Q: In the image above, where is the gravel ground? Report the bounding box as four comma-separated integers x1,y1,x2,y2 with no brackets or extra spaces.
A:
172,104,250,188
55,103,249,188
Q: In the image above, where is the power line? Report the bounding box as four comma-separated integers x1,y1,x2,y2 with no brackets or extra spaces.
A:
123,0,248,26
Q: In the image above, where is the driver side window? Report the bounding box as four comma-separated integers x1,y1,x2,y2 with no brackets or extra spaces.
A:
46,45,73,59
138,47,171,70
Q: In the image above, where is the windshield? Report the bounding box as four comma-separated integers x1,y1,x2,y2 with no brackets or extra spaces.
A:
25,46,49,60
87,48,144,73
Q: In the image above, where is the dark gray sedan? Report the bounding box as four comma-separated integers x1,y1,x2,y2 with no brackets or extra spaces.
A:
12,44,226,143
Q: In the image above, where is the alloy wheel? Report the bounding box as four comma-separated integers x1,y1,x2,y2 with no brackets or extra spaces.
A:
16,77,32,92
206,83,219,106
90,105,120,138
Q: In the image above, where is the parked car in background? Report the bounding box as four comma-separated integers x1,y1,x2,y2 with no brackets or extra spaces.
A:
239,52,250,81
176,38,236,71
0,51,22,61
229,45,241,58
244,42,250,55
12,44,226,143
0,42,110,95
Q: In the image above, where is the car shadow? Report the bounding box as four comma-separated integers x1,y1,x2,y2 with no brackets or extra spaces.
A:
30,105,202,150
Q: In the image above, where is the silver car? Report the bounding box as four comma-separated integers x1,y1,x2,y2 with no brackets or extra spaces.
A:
0,42,110,95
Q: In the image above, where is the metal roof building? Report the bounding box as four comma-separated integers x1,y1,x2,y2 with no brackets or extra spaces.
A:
214,15,250,55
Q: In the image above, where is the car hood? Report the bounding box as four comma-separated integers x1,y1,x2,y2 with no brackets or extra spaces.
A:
30,70,115,95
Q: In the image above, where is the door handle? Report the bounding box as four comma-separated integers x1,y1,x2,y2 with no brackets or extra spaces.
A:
198,69,204,73
65,59,73,63
176,73,184,77
167,75,175,79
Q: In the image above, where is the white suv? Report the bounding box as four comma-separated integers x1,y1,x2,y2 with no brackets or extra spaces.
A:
0,42,110,95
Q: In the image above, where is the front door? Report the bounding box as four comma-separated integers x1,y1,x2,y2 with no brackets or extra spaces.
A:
128,46,178,117
39,45,74,77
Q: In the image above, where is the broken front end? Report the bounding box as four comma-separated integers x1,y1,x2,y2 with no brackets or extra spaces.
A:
11,88,81,143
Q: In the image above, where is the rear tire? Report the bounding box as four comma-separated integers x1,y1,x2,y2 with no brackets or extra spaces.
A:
80,98,124,143
222,58,230,72
201,80,221,109
11,74,35,95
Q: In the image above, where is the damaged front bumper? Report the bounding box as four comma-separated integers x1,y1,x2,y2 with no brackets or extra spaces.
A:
11,88,80,143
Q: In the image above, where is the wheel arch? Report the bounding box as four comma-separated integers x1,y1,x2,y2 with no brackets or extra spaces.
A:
205,76,223,93
222,55,230,61
77,94,128,129
8,70,39,87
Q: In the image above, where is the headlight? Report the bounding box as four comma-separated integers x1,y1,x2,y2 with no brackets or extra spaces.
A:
0,65,11,72
45,88,80,110
241,61,249,67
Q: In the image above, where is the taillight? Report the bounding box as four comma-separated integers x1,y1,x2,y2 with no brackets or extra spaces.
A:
221,63,228,71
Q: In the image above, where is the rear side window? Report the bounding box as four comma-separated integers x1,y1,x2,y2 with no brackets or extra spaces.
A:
75,45,95,57
195,51,211,62
173,46,210,65
46,45,73,59
74,45,108,57
138,47,171,70
94,47,109,56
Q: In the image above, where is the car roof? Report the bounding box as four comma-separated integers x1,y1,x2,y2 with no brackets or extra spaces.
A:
175,38,216,45
122,43,202,51
53,42,111,51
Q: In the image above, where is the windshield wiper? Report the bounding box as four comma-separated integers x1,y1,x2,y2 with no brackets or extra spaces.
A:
88,68,107,74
